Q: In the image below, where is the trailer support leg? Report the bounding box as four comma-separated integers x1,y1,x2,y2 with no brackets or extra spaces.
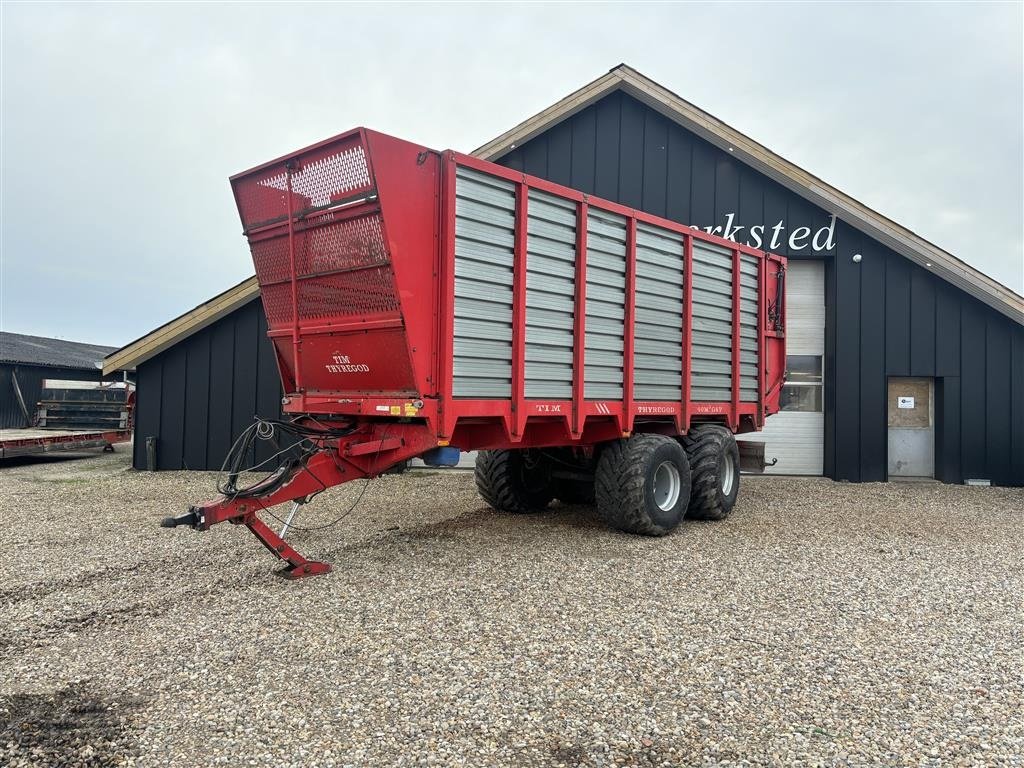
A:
172,422,440,579
243,513,331,579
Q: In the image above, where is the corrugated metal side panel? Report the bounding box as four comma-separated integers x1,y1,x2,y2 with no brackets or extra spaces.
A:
0,364,106,429
691,241,735,401
1,364,42,429
633,222,684,401
585,209,627,399
452,167,516,398
525,190,576,399
739,255,759,401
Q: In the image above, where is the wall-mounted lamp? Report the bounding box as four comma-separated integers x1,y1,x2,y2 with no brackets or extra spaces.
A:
852,253,862,263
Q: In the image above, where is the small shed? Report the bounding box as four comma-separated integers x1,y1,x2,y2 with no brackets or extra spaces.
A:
0,332,118,428
101,279,285,471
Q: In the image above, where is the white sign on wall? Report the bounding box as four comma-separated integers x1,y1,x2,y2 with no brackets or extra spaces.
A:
898,396,915,409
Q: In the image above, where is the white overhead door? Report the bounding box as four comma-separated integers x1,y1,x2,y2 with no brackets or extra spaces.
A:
743,260,825,475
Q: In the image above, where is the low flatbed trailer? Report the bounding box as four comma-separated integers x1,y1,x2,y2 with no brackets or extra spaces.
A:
163,127,787,579
0,428,130,459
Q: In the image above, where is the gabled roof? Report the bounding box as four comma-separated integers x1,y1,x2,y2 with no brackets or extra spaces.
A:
475,64,1024,326
105,64,1022,375
102,276,259,375
1,331,116,370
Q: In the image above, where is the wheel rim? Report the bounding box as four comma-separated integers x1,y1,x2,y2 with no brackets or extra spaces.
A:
652,461,681,512
720,450,736,496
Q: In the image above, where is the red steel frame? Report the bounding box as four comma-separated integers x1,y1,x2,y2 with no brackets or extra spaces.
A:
432,149,784,444
175,128,786,578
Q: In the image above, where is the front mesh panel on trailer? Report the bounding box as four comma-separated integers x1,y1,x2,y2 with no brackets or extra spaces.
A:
233,139,373,232
525,191,577,399
584,209,628,400
452,167,516,398
232,132,402,356
633,222,685,401
249,211,396,330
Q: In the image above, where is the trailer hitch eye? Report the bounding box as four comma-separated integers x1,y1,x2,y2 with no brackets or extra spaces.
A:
160,508,201,529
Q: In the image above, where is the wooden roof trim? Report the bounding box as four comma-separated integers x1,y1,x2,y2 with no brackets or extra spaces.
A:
102,276,260,375
472,70,622,162
474,64,1024,326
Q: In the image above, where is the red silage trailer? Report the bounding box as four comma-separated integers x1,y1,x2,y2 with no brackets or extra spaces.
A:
163,128,787,578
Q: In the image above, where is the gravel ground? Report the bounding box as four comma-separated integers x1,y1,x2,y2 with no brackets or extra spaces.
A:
0,450,1021,767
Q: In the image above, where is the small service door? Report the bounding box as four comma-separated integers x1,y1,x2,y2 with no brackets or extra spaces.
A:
887,378,935,478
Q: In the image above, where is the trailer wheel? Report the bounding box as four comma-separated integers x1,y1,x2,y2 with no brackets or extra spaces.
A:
475,449,554,513
595,434,691,536
682,424,740,520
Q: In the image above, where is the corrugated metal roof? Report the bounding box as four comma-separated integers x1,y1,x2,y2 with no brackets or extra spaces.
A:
0,331,116,370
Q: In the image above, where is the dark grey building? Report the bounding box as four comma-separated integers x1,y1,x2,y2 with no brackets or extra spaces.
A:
102,278,284,471
106,65,1024,486
1,332,118,429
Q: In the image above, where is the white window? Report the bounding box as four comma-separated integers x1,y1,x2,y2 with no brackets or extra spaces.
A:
780,354,823,412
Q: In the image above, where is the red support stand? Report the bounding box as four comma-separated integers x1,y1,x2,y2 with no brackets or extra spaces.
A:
165,422,437,579
244,514,332,579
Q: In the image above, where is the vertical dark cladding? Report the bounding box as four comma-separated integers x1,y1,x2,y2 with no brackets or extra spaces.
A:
499,90,1023,486
132,298,285,470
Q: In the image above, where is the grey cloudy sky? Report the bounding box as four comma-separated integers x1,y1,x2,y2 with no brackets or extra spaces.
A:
2,1,1021,347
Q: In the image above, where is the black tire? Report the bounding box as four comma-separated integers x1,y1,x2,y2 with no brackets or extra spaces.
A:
682,424,740,520
594,434,691,536
554,479,596,506
474,449,554,513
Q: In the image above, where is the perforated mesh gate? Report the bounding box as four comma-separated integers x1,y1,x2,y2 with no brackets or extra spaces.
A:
250,215,396,328
233,137,373,230
232,131,399,332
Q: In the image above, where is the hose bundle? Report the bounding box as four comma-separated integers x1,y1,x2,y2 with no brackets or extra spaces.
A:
217,416,356,500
